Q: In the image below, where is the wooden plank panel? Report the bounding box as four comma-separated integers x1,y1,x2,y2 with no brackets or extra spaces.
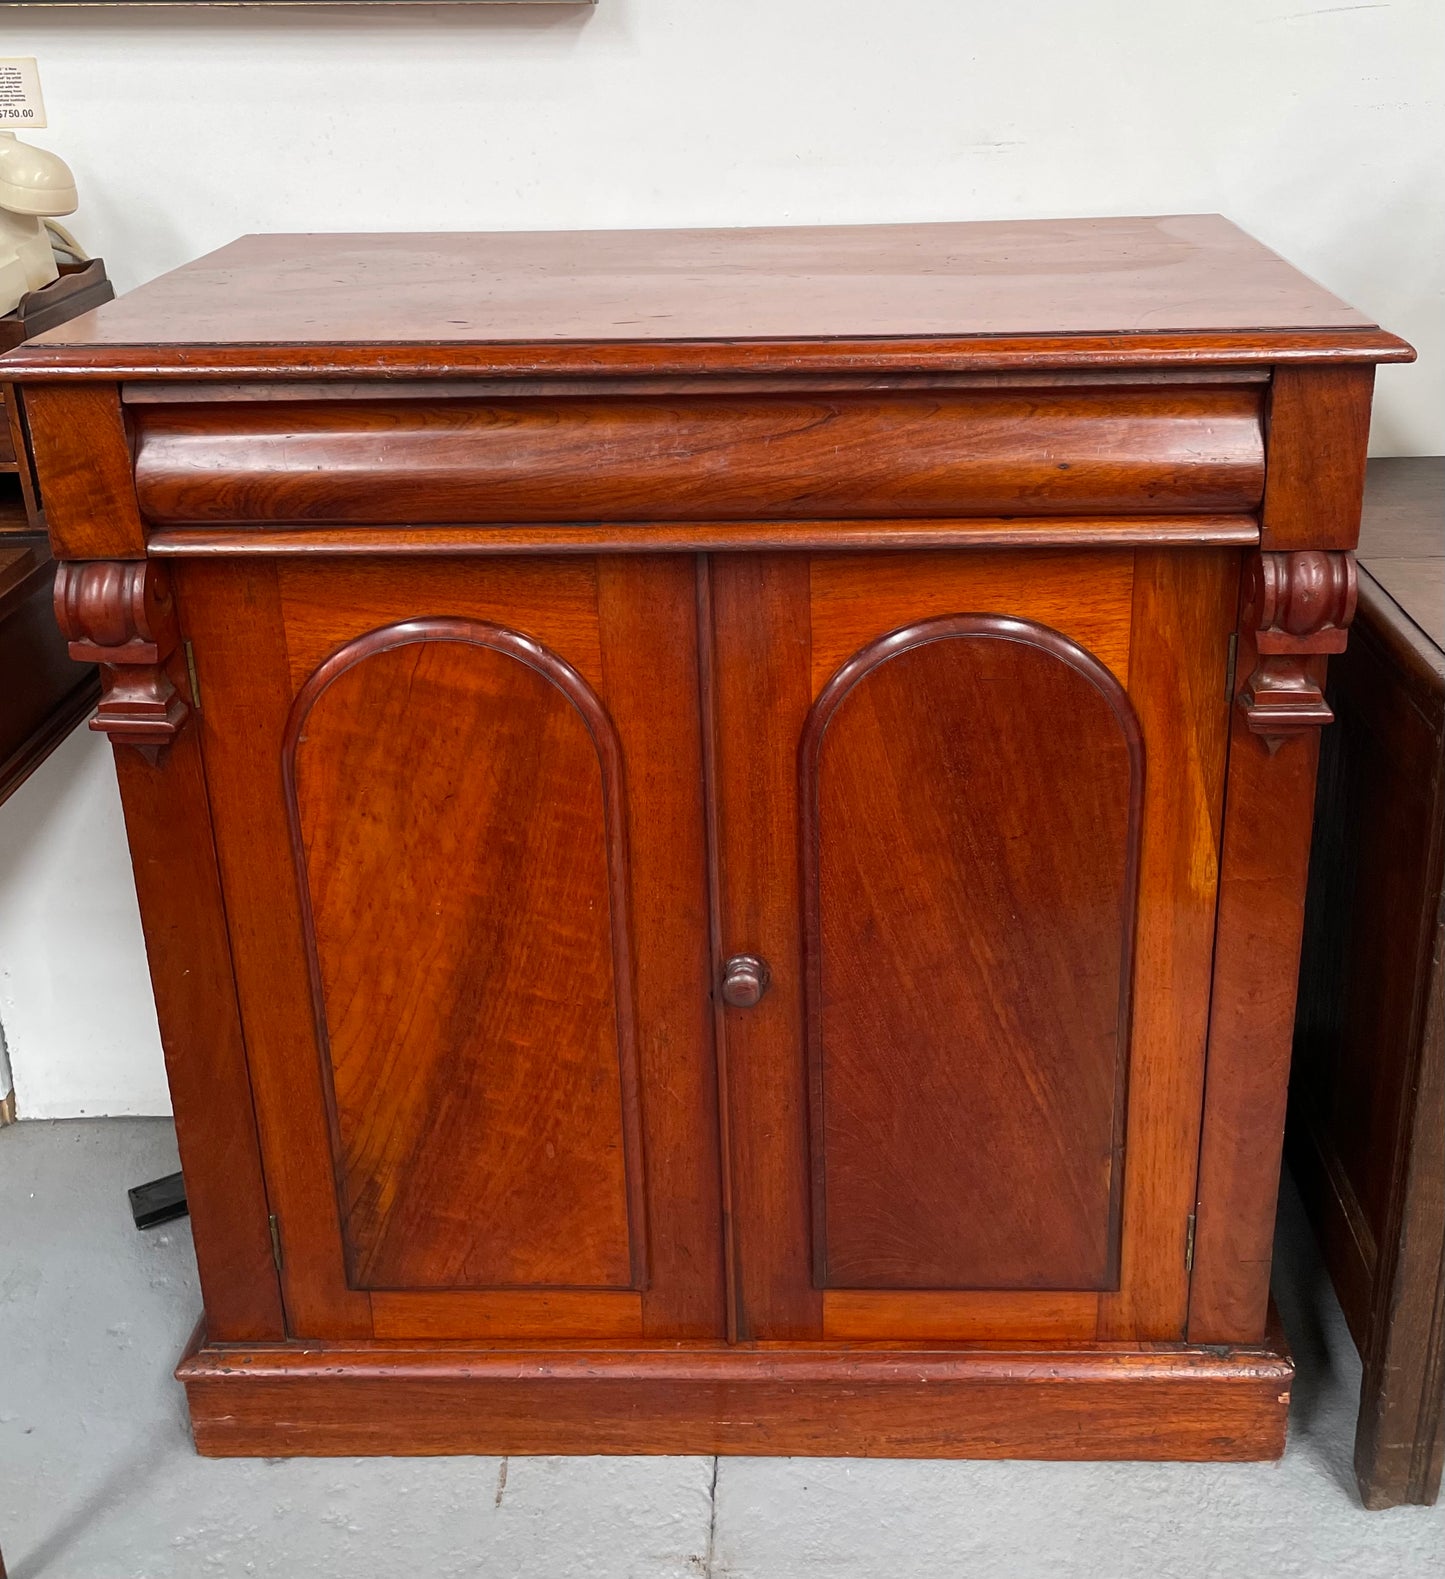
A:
112,723,286,1341
821,1291,1098,1342
1189,626,1323,1344
288,627,642,1292
807,549,1134,690
1260,366,1373,551
1097,549,1237,1340
708,554,822,1340
371,1292,642,1341
276,556,604,692
181,559,373,1338
803,618,1142,1291
597,556,727,1339
21,383,147,558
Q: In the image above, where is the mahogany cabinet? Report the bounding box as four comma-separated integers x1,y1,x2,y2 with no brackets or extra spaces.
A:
3,217,1413,1460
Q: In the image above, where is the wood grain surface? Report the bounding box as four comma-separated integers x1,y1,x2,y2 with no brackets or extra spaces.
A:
128,389,1265,525
12,217,1385,350
801,616,1141,1292
177,1328,1295,1461
1290,458,1445,1507
285,622,643,1293
3,218,1412,382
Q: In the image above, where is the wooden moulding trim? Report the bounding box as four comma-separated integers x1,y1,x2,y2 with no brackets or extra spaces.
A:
2,326,1416,380
798,615,1145,1293
176,1333,1294,1460
119,369,1277,404
179,1339,1293,1383
1238,550,1358,750
145,516,1263,558
280,617,648,1293
51,558,190,760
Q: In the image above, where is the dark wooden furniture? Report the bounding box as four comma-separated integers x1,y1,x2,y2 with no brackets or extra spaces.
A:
0,259,110,804
1291,456,1444,1508
4,217,1412,1460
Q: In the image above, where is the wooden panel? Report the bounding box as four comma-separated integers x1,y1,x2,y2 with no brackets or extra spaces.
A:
276,555,604,691
802,617,1142,1291
715,547,1234,1345
371,1291,643,1341
177,1327,1294,1461
182,559,374,1339
130,389,1265,526
21,383,146,558
13,217,1385,354
1189,623,1323,1344
1290,550,1445,1508
185,554,720,1344
111,722,286,1342
821,1291,1098,1342
597,556,726,1339
1096,549,1237,1341
807,549,1135,688
1260,366,1374,551
286,622,643,1292
707,554,822,1341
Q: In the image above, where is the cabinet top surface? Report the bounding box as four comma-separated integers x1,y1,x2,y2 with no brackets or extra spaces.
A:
3,215,1412,380
1359,457,1445,651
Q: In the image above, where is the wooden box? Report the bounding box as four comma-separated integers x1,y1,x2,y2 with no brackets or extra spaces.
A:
2,217,1413,1459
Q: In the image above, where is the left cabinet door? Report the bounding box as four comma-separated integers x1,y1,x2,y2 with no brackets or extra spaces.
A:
177,554,724,1343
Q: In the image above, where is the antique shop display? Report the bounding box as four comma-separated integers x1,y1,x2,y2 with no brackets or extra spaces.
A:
4,216,1412,1459
1292,456,1444,1509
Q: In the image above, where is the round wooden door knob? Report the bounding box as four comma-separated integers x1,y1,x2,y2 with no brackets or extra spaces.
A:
720,954,771,1008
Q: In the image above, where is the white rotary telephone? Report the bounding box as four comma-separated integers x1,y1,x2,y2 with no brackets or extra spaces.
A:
0,130,85,317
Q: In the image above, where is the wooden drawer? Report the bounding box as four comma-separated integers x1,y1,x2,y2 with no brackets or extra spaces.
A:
130,386,1265,525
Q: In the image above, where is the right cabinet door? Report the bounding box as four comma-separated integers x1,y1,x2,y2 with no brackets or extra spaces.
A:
707,546,1238,1343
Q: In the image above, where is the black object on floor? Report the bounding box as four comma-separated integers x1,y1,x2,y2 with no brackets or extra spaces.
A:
128,1171,189,1230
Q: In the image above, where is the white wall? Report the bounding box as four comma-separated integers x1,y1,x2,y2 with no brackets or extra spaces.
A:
0,729,167,1116
0,0,1441,1115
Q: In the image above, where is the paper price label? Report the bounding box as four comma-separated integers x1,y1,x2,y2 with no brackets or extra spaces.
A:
0,60,47,130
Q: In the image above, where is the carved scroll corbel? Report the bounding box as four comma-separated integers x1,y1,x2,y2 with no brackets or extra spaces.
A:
1238,550,1356,753
53,560,190,763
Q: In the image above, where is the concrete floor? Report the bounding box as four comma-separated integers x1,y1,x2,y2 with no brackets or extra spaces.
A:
1,1120,1441,1579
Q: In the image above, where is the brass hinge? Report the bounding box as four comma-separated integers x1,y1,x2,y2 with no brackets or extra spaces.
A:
184,640,202,711
1224,631,1238,702
1185,1211,1197,1273
269,1212,284,1272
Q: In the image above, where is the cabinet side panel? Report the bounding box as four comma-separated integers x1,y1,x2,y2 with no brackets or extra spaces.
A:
804,620,1141,1291
288,628,640,1292
112,725,285,1341
1189,624,1322,1344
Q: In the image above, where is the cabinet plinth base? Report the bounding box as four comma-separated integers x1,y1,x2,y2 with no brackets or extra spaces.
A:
177,1328,1293,1461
